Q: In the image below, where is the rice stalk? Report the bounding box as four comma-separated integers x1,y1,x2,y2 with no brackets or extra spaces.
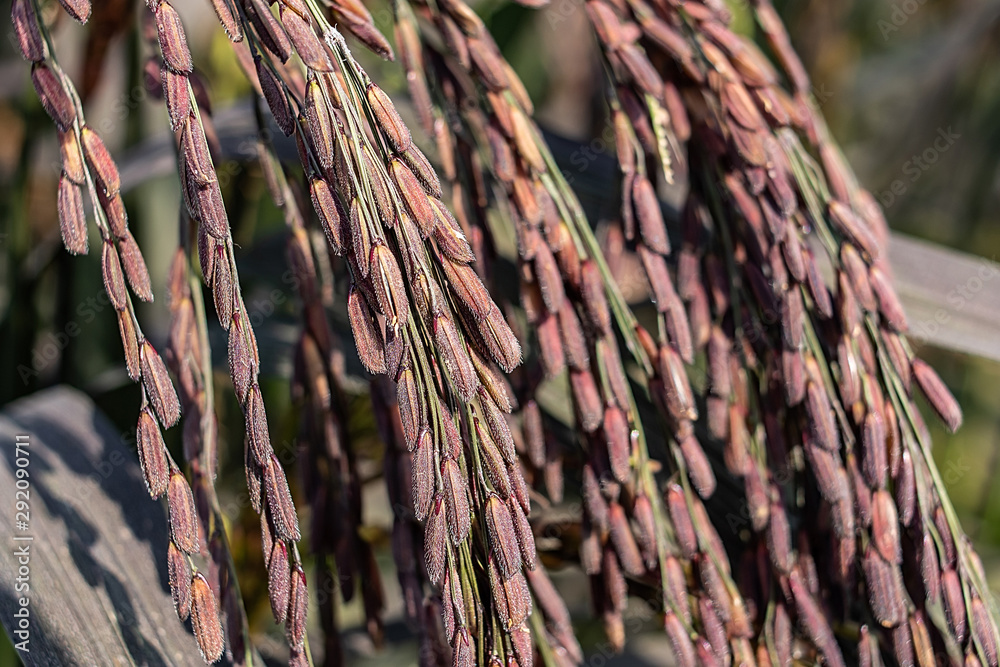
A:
10,2,238,660
145,1,313,661
15,0,1000,664
224,1,547,663
580,0,1000,663
252,97,388,660
385,1,779,662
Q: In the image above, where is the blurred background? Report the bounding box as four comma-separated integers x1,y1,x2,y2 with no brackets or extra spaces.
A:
2,0,1000,664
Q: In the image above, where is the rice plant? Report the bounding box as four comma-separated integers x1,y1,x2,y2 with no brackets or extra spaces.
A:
6,0,999,665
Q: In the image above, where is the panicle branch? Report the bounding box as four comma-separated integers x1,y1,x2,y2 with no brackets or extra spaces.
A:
145,0,312,661
580,0,999,663
226,0,544,663
386,0,767,661
18,0,999,664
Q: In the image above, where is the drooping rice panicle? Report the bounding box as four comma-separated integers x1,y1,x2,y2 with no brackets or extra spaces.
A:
387,0,765,661
145,1,314,661
579,0,1000,663
251,99,388,659
12,2,237,659
16,0,998,664
224,2,551,662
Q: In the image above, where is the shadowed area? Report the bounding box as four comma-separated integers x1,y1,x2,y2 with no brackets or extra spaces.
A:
0,386,204,666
